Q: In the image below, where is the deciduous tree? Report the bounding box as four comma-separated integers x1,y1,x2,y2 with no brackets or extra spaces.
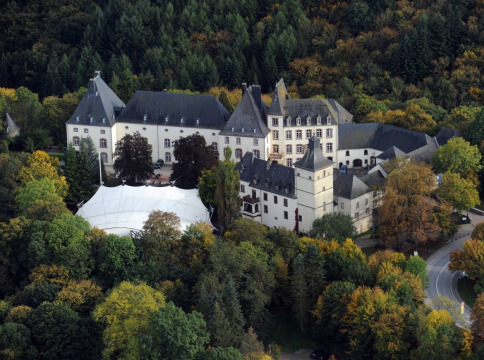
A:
171,134,217,189
309,212,357,243
93,281,165,360
113,131,153,184
431,137,482,178
437,172,479,213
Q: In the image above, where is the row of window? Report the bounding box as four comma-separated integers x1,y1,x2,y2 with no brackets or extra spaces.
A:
233,148,260,159
273,143,333,154
224,137,259,146
73,128,106,134
272,116,332,127
73,137,108,148
274,128,333,140
345,150,369,156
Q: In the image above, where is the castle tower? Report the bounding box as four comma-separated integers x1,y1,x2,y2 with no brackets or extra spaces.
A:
294,137,334,233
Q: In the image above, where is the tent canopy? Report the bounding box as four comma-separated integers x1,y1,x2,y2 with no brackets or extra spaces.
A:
76,185,211,236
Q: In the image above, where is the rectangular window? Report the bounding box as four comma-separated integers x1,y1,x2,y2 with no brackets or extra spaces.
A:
225,137,229,144
365,198,369,205
241,184,245,193
296,130,302,139
286,145,292,154
84,128,88,133
273,144,279,154
284,199,288,207
323,203,326,212
306,117,311,126
317,116,322,125
273,130,279,140
296,117,301,126
284,211,288,219
326,129,333,138
326,116,332,125
165,152,171,162
316,129,322,138
285,130,292,140
341,202,344,209
253,139,258,146
212,142,218,152
306,129,312,138
164,139,171,148
356,202,359,209
101,129,105,134
73,128,78,132
263,193,267,201
272,118,279,126
264,205,268,213
274,196,278,204
326,143,333,152
286,158,293,166
366,208,370,214
253,149,260,158
355,212,359,219
236,137,241,145
296,144,303,154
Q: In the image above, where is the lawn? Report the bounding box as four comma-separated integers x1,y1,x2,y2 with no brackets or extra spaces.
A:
261,311,318,353
457,277,476,308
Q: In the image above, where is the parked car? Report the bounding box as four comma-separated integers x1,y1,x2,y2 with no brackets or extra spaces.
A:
154,159,164,169
451,212,471,224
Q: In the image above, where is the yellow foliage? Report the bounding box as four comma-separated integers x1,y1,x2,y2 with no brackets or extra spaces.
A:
196,222,216,248
298,236,319,252
426,309,454,330
460,328,473,358
340,239,366,261
56,280,103,313
18,150,68,197
0,88,17,101
205,87,242,109
5,305,33,324
244,352,273,360
93,281,165,360
368,250,406,274
29,264,71,286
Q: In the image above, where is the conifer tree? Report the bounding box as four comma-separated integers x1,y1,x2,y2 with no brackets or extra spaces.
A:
208,301,232,347
64,143,80,205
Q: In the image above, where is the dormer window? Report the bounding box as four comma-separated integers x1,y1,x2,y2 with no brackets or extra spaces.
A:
286,116,292,126
165,116,169,123
102,118,106,124
306,116,311,126
253,128,256,133
143,114,148,122
296,116,301,126
317,116,322,125
180,117,185,124
90,116,94,123
242,128,245,132
232,127,234,132
196,118,200,126
326,116,331,125
76,116,79,122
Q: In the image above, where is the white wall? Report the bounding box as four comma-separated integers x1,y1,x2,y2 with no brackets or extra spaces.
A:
219,134,268,162
66,123,114,164
336,148,383,169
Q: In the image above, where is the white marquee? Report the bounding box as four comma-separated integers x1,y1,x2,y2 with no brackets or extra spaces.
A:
76,185,211,236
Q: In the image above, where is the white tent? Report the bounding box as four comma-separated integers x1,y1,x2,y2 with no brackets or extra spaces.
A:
76,185,212,236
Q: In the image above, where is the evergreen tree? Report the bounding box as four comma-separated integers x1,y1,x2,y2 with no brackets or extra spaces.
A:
222,275,245,347
208,301,232,347
291,254,309,331
64,143,80,205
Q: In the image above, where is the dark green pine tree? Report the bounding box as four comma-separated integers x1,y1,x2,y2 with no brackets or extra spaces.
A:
219,91,234,113
222,275,245,347
42,55,61,97
78,148,93,201
197,284,213,320
396,34,417,83
64,143,80,205
414,14,432,79
208,301,232,348
302,244,326,304
291,254,309,331
429,13,449,59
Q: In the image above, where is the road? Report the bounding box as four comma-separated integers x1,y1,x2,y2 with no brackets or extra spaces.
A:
425,212,482,326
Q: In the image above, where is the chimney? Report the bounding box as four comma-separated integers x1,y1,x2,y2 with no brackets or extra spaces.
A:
94,70,101,78
241,83,247,96
266,156,272,170
251,85,262,110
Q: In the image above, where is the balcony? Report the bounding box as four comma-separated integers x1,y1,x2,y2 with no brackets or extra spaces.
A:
243,194,260,204
269,153,283,160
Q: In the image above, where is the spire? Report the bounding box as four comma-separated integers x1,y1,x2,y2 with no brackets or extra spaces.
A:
294,137,333,171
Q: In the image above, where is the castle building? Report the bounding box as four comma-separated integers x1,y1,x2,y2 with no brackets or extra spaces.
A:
67,72,452,233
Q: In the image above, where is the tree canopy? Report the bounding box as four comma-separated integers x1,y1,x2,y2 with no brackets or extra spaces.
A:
113,131,153,184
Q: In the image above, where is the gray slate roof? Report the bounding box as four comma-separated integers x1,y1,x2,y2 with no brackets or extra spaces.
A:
294,137,333,171
268,78,288,116
237,152,296,198
360,170,386,189
117,91,229,130
377,146,406,160
3,112,20,133
435,127,458,147
333,172,370,199
338,123,435,157
220,85,269,137
67,71,125,127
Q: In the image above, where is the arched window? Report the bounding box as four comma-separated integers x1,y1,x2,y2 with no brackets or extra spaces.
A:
73,136,80,146
346,150,350,156
100,138,107,148
364,149,368,155
101,152,108,162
